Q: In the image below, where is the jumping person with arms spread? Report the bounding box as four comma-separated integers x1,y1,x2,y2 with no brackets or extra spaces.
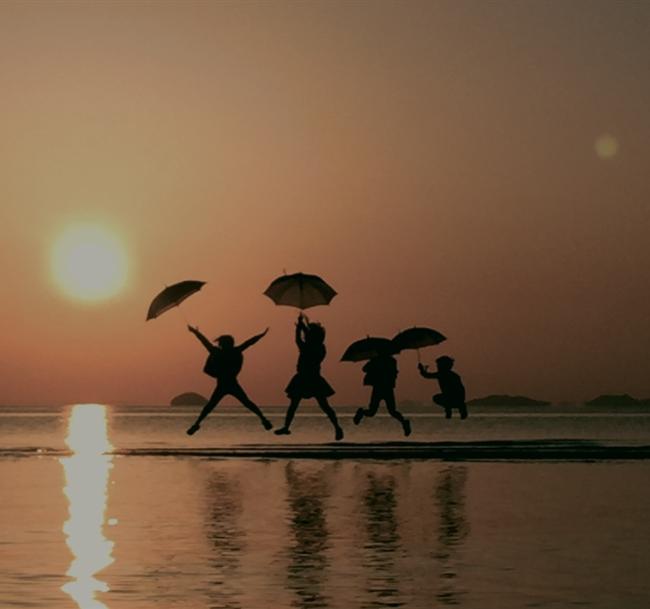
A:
186,325,273,435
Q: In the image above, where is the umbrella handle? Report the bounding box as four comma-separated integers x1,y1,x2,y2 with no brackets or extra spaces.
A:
417,348,421,364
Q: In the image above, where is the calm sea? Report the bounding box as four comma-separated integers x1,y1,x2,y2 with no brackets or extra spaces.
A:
1,404,649,608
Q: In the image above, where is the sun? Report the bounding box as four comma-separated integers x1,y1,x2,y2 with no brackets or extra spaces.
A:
51,224,129,302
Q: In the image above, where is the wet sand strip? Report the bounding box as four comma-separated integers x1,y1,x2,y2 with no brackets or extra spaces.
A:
109,440,650,461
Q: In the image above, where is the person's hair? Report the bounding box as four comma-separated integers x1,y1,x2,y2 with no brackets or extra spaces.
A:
305,322,325,344
216,334,235,348
436,355,454,369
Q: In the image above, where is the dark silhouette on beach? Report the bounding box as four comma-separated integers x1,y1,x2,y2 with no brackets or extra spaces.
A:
275,314,343,440
186,325,273,434
353,349,411,436
418,356,468,419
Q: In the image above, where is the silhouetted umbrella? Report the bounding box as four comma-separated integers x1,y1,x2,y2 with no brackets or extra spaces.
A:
263,272,337,310
341,337,396,362
392,327,446,361
146,280,205,320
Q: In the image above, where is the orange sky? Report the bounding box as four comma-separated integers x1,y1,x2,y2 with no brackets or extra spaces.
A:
1,1,648,406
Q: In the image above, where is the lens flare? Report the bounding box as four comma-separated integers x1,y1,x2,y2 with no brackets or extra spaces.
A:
595,134,619,159
60,404,114,609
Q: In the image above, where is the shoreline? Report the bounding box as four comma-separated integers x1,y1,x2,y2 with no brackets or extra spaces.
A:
4,440,650,461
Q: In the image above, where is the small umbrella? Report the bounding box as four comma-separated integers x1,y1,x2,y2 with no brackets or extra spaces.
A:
341,337,396,362
263,272,337,310
146,280,205,321
392,327,446,362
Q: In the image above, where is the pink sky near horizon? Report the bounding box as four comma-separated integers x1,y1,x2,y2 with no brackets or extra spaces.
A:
0,1,648,406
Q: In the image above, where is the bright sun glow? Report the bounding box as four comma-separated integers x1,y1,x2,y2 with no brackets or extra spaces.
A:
60,404,114,609
52,224,128,301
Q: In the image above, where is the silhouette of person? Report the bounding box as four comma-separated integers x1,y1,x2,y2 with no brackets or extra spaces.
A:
353,348,411,436
186,325,273,435
274,313,344,440
418,355,467,419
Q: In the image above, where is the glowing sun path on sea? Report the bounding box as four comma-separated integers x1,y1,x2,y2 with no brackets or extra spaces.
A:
60,404,114,609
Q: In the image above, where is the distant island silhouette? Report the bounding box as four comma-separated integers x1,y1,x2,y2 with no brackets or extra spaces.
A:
467,395,551,407
164,392,650,408
170,392,208,406
585,394,650,407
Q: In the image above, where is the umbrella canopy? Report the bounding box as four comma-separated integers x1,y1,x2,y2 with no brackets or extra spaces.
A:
341,337,396,362
392,327,446,351
263,272,337,310
146,280,205,320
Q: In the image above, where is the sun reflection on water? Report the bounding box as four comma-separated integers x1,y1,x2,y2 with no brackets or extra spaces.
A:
60,404,114,609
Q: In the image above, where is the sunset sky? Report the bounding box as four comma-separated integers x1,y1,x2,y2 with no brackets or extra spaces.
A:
1,0,648,406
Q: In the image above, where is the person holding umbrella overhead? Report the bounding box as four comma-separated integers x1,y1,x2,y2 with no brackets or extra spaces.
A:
418,355,468,419
355,348,411,436
274,313,344,440
186,326,273,435
264,271,343,441
342,337,411,436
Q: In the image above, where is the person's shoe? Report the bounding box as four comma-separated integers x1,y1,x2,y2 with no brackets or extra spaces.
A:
262,418,273,430
402,419,412,437
186,423,200,436
353,408,364,425
274,427,291,436
460,412,468,420
335,426,344,441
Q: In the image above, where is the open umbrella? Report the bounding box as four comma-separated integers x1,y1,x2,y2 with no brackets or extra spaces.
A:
146,280,205,320
392,327,446,362
341,337,396,362
263,272,336,310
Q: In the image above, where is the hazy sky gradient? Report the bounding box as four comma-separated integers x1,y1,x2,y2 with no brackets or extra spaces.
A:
1,0,648,405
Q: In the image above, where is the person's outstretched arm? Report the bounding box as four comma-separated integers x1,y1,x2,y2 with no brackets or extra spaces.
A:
418,363,438,379
188,325,213,352
238,327,269,351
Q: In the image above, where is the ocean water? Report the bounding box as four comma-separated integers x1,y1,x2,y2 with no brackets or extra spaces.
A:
1,404,649,608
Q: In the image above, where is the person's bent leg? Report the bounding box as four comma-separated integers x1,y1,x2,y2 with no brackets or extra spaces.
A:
317,396,344,441
385,391,405,423
386,391,411,436
434,394,452,419
354,388,380,425
231,384,273,430
459,403,468,419
275,397,301,435
187,385,225,434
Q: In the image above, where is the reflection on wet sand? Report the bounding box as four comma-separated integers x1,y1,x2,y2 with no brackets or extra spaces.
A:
285,462,333,609
60,404,114,609
204,471,244,609
434,466,469,605
360,472,402,608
